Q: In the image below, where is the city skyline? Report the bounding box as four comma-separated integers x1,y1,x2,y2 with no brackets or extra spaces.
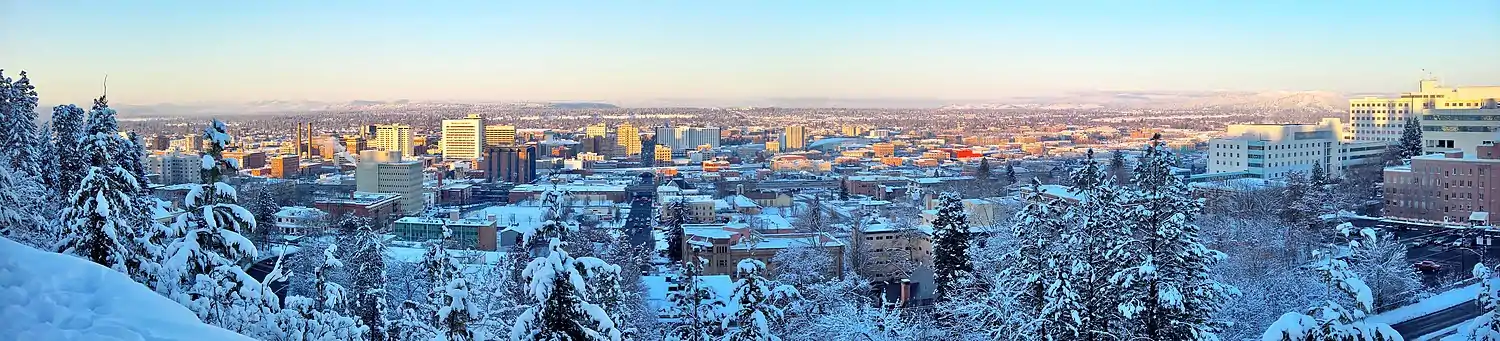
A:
5,0,1499,105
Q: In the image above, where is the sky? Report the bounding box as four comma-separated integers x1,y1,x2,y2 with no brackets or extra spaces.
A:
4,0,1499,105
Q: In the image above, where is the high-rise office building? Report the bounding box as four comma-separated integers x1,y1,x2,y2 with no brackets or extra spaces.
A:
486,124,516,146
145,152,202,185
1347,78,1500,150
441,114,485,160
481,145,537,185
373,124,414,158
356,150,426,215
586,123,609,138
655,125,721,152
785,126,807,151
617,123,642,156
343,135,367,155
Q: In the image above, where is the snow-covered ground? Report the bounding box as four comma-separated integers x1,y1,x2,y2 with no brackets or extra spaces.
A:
1366,279,1493,325
0,236,253,341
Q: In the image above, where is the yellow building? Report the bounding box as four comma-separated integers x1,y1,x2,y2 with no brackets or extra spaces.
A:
485,124,516,146
1348,78,1500,144
586,123,608,138
872,142,895,157
441,114,485,160
654,144,673,163
766,140,782,153
784,126,807,151
373,124,414,158
617,123,642,155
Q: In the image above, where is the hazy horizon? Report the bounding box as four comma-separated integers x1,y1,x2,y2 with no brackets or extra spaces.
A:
5,0,1498,105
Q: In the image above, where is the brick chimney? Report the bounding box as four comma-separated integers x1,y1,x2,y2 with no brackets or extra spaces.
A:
899,279,912,305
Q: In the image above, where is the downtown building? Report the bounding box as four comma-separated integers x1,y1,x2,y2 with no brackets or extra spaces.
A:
481,144,538,185
441,114,485,160
655,125,720,155
1347,78,1500,155
1205,119,1385,181
373,124,415,158
355,150,426,215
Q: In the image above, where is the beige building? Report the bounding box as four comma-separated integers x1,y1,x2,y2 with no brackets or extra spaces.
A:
851,218,932,283
144,152,202,185
486,124,517,146
586,123,609,138
617,123,641,155
356,150,426,215
654,144,674,163
373,124,414,158
1348,78,1500,150
660,195,718,224
441,114,485,160
784,125,807,151
681,224,845,278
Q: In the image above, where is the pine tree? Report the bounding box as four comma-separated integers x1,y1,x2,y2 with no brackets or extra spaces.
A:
1112,135,1237,341
1001,179,1080,340
51,104,89,197
1310,161,1327,186
1261,250,1399,341
348,224,389,341
1458,264,1500,340
721,259,799,341
838,180,849,201
121,131,150,192
668,257,725,341
1004,162,1018,184
665,198,689,263
0,156,52,248
58,96,143,273
508,239,624,341
975,158,992,181
0,70,44,179
163,119,270,331
930,192,973,301
1395,117,1423,163
1068,149,1133,340
1109,150,1129,184
425,241,477,341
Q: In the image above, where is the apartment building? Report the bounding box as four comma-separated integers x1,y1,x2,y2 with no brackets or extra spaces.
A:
616,123,642,156
144,152,202,185
1206,119,1385,181
486,124,517,146
373,124,415,158
681,224,845,278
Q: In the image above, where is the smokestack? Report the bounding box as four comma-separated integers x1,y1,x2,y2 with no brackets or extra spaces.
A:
899,279,912,306
293,123,302,157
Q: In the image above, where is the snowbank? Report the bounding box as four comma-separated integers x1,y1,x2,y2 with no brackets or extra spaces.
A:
1366,278,1495,325
0,236,253,341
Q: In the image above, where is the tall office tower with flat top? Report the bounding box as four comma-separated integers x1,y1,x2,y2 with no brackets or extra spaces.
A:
785,125,807,151
441,114,485,160
1347,78,1500,154
486,124,516,146
586,123,609,138
481,145,537,184
617,122,642,155
373,124,414,158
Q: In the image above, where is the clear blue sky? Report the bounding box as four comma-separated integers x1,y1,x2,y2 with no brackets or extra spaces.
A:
4,0,1498,104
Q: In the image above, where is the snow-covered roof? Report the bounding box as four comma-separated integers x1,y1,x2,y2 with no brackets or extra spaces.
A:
274,206,326,219
730,232,845,250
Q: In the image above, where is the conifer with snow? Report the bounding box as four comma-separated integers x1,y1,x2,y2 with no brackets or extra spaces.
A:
0,156,51,248
424,241,478,341
0,70,45,179
1067,149,1133,340
665,198,689,263
51,104,89,196
162,119,271,333
347,224,390,341
57,96,144,273
1261,250,1400,341
668,257,726,341
1458,264,1500,340
930,192,973,301
509,239,624,341
721,259,799,341
1393,117,1423,164
1113,135,1237,341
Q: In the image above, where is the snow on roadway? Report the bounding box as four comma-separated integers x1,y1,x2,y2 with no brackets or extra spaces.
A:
1366,278,1494,325
0,236,253,341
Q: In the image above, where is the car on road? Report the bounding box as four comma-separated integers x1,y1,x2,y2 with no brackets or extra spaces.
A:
1415,260,1443,274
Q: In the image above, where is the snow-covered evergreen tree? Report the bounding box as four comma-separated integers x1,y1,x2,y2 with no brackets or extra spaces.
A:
0,156,52,248
1393,117,1423,164
1457,264,1500,340
1067,149,1133,340
315,244,350,312
424,241,477,341
930,192,973,301
0,70,45,179
509,239,623,341
50,104,89,197
57,96,144,273
1112,135,1237,341
665,198,689,263
668,257,726,341
720,259,799,341
388,300,437,341
162,119,272,334
1004,161,1018,185
1261,250,1400,341
799,299,933,341
347,224,389,341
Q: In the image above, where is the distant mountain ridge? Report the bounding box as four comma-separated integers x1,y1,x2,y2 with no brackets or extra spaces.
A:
941,90,1355,114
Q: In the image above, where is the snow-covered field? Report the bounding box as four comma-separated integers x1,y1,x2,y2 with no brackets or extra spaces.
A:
0,236,253,341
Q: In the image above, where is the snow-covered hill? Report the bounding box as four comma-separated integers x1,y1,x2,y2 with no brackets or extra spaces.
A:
0,236,254,341
942,90,1349,114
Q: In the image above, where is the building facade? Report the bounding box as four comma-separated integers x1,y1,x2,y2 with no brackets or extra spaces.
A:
355,150,426,215
374,124,415,158
270,154,301,179
441,114,485,160
655,126,721,153
1385,144,1500,226
145,152,202,185
617,123,641,156
1207,120,1385,181
1347,78,1500,151
482,145,538,185
784,126,807,151
486,124,516,146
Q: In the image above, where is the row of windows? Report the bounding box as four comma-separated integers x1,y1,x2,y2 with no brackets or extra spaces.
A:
1424,115,1500,121
1352,123,1404,128
1350,110,1408,115
1425,125,1500,133
1352,102,1413,107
